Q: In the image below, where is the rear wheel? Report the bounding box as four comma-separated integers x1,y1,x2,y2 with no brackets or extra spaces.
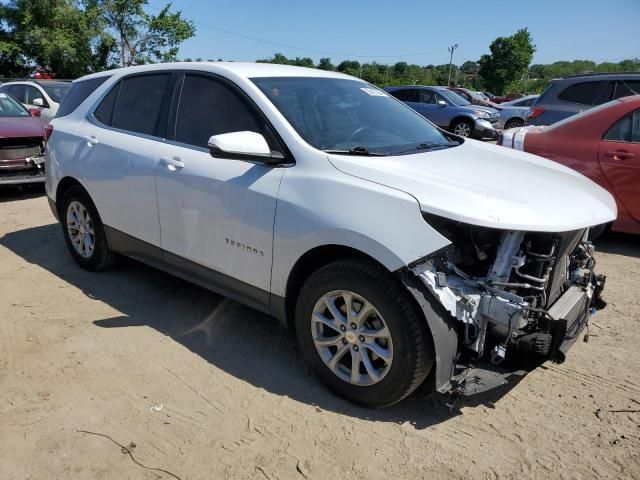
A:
61,185,114,271
451,119,473,137
295,258,433,407
505,118,525,129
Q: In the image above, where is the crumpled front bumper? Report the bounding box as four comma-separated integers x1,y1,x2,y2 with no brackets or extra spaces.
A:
401,262,603,396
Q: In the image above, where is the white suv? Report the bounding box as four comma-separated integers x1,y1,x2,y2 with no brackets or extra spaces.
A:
0,80,71,120
45,63,616,406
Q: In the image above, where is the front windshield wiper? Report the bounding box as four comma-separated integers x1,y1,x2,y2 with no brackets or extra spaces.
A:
323,146,386,157
396,141,459,155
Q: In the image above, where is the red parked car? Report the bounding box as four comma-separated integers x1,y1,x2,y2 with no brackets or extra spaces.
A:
491,93,524,104
498,95,640,234
0,92,48,185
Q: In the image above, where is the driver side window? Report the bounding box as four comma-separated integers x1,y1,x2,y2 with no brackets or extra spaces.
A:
604,109,640,143
419,90,436,104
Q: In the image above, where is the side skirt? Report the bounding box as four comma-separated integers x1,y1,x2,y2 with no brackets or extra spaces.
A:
104,226,276,316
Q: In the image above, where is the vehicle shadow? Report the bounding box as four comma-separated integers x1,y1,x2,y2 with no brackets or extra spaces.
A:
0,184,45,203
593,231,640,259
1,223,525,429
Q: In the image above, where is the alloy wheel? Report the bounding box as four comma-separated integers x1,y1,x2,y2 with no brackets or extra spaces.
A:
66,200,95,258
453,122,472,137
311,290,393,386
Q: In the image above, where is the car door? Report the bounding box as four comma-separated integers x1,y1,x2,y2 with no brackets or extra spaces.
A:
597,108,640,222
75,72,172,251
155,72,286,307
415,89,440,125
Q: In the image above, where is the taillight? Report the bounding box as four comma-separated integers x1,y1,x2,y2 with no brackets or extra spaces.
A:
527,107,545,119
496,132,504,146
44,124,53,142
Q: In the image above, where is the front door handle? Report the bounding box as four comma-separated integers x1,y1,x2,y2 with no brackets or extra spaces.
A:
82,135,99,146
605,150,635,160
159,156,185,171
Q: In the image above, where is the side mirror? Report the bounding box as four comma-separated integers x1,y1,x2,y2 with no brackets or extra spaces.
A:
28,108,41,117
32,98,45,107
437,100,447,106
208,131,284,164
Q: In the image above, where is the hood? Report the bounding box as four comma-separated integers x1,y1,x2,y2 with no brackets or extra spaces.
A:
327,140,617,232
467,105,498,114
0,116,47,139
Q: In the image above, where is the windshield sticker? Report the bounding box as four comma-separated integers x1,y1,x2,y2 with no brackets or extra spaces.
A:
0,93,7,98
360,87,388,97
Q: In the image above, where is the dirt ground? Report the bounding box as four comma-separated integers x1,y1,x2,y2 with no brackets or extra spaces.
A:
1,186,640,480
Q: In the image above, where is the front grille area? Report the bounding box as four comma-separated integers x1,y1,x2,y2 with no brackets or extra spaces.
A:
0,137,44,161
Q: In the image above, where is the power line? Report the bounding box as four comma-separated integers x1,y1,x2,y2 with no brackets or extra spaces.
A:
147,4,449,60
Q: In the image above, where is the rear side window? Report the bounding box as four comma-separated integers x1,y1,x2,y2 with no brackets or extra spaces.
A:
174,74,261,148
111,74,171,136
56,76,110,117
391,89,419,102
604,110,640,143
93,84,119,125
557,81,608,105
614,80,640,100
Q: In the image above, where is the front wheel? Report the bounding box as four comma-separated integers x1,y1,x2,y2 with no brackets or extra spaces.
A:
451,119,473,137
505,118,525,129
295,259,433,407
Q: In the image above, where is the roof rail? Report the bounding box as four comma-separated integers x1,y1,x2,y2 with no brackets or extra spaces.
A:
562,72,640,79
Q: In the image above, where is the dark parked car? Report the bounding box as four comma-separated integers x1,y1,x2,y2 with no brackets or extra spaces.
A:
385,85,499,138
0,92,48,185
527,73,640,126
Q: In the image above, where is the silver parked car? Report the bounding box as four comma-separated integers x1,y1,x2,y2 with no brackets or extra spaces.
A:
496,95,539,129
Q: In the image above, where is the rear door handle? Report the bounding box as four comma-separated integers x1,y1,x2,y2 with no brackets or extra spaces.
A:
82,135,98,146
605,150,635,160
159,156,185,171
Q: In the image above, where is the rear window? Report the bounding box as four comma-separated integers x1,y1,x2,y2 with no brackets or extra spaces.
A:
557,81,608,105
56,76,111,118
614,80,640,99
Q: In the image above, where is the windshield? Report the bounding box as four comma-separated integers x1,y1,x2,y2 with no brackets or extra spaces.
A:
41,82,71,103
0,93,29,117
438,89,471,106
252,77,458,155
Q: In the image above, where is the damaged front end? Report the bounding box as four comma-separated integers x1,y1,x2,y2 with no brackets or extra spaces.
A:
407,213,606,396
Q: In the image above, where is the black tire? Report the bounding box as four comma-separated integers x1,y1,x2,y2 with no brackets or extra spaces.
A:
60,185,115,271
295,258,434,407
505,118,524,129
450,118,474,138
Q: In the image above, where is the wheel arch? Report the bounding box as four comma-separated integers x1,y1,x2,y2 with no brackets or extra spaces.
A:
280,244,389,329
448,115,474,131
55,177,87,217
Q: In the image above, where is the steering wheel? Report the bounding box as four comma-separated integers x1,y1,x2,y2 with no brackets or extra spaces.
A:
345,126,375,144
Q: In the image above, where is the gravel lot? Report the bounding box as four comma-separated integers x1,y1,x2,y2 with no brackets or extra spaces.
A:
1,187,640,480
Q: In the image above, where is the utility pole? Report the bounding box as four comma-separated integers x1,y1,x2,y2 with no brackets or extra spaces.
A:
447,44,458,87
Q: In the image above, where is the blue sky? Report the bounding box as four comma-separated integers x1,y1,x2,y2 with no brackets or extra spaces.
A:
162,0,640,66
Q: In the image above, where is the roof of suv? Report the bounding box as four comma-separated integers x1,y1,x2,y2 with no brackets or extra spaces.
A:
76,62,354,83
553,72,640,81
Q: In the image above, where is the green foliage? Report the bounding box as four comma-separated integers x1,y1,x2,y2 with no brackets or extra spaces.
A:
1,0,106,77
85,0,195,66
0,0,194,77
478,28,536,95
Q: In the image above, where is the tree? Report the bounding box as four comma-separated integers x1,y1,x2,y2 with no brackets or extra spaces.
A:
1,0,107,77
317,57,334,71
85,0,195,67
337,60,360,76
460,61,479,74
478,28,536,94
